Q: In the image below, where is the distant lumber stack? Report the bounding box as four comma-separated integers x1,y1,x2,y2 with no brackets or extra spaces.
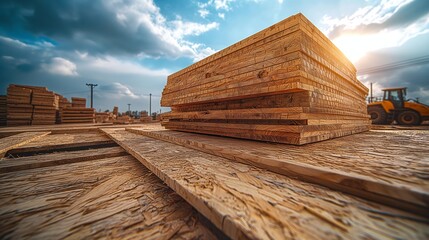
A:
61,98,95,124
31,86,59,125
0,96,6,126
161,13,370,145
6,85,33,126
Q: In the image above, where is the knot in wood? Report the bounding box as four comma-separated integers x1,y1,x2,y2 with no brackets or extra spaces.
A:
257,70,268,79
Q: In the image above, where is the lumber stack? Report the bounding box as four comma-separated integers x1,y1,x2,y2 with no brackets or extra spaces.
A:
0,96,6,126
56,95,71,123
31,87,59,125
140,111,152,123
95,112,112,123
6,85,33,126
60,107,95,124
71,97,86,108
161,13,370,145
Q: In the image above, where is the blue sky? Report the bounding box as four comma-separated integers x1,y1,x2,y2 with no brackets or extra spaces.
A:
1,0,429,113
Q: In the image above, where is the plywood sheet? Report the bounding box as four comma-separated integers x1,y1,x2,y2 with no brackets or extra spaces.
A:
0,132,50,157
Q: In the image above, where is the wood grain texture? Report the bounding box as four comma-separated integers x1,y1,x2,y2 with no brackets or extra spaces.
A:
102,128,429,240
0,155,217,239
0,146,127,173
0,131,51,157
128,126,429,217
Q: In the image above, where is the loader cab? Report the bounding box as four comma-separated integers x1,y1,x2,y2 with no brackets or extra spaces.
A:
383,88,406,109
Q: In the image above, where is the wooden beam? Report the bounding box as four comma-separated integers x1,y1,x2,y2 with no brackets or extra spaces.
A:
102,128,429,240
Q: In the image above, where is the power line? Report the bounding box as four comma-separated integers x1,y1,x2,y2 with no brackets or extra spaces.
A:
358,55,429,75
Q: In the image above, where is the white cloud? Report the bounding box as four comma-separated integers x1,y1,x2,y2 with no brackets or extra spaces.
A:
278,0,284,4
43,57,78,76
199,9,210,18
321,0,429,63
0,36,36,49
108,82,141,99
84,55,169,77
107,0,219,61
192,46,217,62
213,0,234,11
218,13,225,19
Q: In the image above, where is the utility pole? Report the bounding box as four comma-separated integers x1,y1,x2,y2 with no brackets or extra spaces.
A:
370,82,373,103
86,83,98,108
149,93,152,117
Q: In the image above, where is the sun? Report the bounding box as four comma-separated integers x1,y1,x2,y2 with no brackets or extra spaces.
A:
333,35,370,63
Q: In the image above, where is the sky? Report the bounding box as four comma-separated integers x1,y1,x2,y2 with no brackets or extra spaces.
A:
1,0,428,113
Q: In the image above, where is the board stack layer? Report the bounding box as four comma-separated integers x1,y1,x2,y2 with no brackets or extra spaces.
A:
61,97,95,124
140,111,152,123
71,97,86,108
161,13,370,145
6,85,33,126
31,87,59,125
0,95,6,126
95,112,112,123
56,95,71,123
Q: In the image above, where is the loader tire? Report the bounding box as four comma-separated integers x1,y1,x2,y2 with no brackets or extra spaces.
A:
368,106,388,125
397,110,421,126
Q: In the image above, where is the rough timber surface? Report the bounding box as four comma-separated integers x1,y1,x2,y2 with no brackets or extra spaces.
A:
19,132,111,148
129,126,429,216
102,128,429,240
0,146,127,173
0,131,50,157
0,155,216,239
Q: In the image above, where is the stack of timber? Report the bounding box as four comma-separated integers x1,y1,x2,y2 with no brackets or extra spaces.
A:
31,87,59,125
95,112,112,123
57,96,71,123
140,111,152,123
61,106,95,124
114,115,133,124
161,13,370,145
0,96,6,126
6,85,33,126
71,97,86,108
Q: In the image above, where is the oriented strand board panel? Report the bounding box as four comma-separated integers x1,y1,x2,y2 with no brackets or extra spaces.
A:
160,13,370,145
129,126,429,216
0,132,50,157
102,128,429,240
0,146,127,173
20,132,111,148
0,155,217,239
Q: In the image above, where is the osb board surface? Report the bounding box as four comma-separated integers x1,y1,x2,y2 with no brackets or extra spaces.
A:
0,155,216,239
0,147,126,173
103,128,429,240
20,132,111,148
132,124,429,192
0,131,50,156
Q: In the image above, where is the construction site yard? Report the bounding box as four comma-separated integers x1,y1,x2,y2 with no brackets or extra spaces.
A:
0,122,428,239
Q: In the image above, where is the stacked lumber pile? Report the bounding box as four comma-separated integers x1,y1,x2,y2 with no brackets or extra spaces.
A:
140,111,152,123
6,85,33,126
114,115,133,124
61,107,95,124
161,13,370,145
71,97,86,108
0,96,6,126
31,87,59,125
95,112,112,123
56,95,71,123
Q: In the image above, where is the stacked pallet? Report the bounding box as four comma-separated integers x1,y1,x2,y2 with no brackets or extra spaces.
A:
71,97,86,108
31,87,59,125
0,96,6,126
161,13,370,145
6,85,33,126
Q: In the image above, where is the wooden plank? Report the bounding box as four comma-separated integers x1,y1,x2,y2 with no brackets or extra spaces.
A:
0,146,127,173
0,155,218,239
127,126,429,217
0,132,51,158
101,128,429,240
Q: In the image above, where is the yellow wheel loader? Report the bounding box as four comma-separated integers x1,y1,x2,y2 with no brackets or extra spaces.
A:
367,87,429,125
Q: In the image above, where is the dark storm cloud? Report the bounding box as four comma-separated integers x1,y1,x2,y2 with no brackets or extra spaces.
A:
0,0,189,58
328,0,429,39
